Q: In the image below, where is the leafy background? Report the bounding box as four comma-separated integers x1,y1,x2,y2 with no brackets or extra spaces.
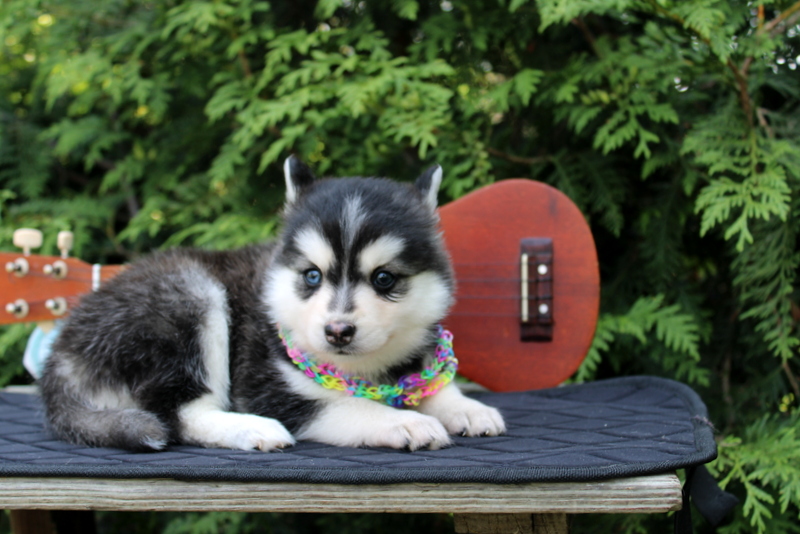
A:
1,0,800,532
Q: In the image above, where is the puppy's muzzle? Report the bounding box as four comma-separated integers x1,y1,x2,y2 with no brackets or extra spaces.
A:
325,322,356,348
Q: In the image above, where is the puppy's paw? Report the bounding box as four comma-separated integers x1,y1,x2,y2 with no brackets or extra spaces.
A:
230,414,297,452
180,409,296,452
374,411,452,451
424,397,506,437
296,401,451,451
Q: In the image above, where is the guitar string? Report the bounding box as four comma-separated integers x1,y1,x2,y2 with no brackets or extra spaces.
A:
4,295,83,310
4,272,106,285
15,266,115,274
9,310,531,320
453,262,553,266
3,269,113,283
6,278,560,300
9,296,541,319
4,260,546,270
7,273,572,287
455,296,551,300
6,264,560,309
448,312,541,318
10,311,532,321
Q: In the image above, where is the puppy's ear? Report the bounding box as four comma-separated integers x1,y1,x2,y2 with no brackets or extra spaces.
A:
414,164,443,210
284,156,316,205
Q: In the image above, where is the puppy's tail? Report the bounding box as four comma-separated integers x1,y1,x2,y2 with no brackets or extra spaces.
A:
40,356,169,451
46,400,169,451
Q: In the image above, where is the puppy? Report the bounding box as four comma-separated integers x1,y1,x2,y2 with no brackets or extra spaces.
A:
40,157,506,451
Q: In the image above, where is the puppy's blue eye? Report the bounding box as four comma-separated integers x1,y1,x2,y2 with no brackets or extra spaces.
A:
372,270,396,290
304,268,322,287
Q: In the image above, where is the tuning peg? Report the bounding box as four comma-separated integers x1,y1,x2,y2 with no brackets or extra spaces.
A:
57,231,74,259
45,297,68,316
5,257,29,277
5,299,29,319
43,260,68,279
13,228,43,256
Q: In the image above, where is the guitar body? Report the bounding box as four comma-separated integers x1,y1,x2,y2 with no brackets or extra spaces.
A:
2,179,598,392
439,179,600,392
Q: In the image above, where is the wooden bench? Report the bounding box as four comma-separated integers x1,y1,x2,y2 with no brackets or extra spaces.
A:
3,472,682,534
1,180,686,533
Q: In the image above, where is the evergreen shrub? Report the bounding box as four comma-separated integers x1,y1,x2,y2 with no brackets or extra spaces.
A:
1,0,799,532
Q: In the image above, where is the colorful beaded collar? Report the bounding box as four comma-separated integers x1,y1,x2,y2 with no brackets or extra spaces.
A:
278,325,458,408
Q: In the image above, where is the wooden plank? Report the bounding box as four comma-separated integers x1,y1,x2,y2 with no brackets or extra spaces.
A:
0,474,681,514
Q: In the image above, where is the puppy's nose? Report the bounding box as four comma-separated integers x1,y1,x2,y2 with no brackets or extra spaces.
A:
325,322,356,347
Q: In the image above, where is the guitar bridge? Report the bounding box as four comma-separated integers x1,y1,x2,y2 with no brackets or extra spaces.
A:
520,238,553,341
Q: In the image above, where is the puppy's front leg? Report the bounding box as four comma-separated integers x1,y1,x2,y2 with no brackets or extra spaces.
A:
296,396,452,450
415,382,506,437
179,394,296,451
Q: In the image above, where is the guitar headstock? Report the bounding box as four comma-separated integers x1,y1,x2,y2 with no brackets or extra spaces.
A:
1,229,123,325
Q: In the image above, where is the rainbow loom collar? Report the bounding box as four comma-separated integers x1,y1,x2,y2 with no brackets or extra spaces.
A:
278,325,458,408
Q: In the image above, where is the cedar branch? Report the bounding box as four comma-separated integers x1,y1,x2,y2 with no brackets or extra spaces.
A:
238,48,253,78
487,148,551,166
784,361,800,399
570,17,599,57
762,0,800,36
641,0,755,126
726,59,754,128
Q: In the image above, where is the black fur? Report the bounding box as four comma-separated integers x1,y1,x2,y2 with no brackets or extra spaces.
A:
280,177,451,280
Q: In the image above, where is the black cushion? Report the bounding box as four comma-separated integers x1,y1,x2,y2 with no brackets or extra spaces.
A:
0,376,716,484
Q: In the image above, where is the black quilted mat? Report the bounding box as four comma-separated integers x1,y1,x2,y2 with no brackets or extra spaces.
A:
0,376,716,484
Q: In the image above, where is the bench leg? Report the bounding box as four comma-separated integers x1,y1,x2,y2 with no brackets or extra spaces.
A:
9,510,96,534
9,510,57,534
533,514,569,534
453,513,568,534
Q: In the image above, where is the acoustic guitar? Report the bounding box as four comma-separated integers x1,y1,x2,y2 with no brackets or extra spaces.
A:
1,179,599,392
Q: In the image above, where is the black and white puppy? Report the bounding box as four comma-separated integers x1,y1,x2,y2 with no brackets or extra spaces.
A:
40,157,506,452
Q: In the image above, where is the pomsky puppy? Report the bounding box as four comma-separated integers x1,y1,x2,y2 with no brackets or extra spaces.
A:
40,157,506,452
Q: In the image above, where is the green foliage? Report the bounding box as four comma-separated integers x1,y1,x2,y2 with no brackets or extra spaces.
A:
1,0,800,532
0,324,30,386
575,295,707,386
710,413,800,533
687,105,794,252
